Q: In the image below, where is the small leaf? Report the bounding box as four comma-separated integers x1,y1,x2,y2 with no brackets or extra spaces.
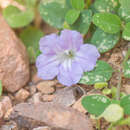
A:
101,104,124,122
92,13,121,34
80,60,113,85
93,0,119,13
94,82,108,89
111,86,117,99
118,117,130,125
120,95,130,115
39,0,69,29
20,26,43,63
82,95,111,116
71,0,84,11
0,81,2,96
118,0,130,22
122,22,130,41
70,9,92,34
102,88,111,95
65,9,80,25
123,59,130,78
25,0,37,8
91,28,120,53
3,5,34,28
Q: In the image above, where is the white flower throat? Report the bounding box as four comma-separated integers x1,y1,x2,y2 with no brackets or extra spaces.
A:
57,49,76,69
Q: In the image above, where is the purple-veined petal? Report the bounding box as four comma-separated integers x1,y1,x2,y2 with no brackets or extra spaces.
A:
57,61,83,86
36,54,60,80
59,29,83,51
39,34,62,55
75,44,100,71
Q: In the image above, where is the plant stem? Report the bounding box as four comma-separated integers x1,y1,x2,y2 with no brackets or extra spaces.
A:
116,48,130,100
116,69,122,100
96,119,100,130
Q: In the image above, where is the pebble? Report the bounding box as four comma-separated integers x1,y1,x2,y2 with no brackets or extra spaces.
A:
32,92,42,104
42,95,54,102
29,85,37,95
72,96,87,114
33,126,51,130
0,96,12,118
36,81,55,94
15,88,30,102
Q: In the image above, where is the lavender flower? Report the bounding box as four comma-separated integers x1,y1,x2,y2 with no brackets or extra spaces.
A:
36,29,100,86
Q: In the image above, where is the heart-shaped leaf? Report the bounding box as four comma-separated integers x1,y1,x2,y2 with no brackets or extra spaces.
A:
70,9,92,34
71,0,84,11
120,95,130,115
80,60,113,85
118,0,130,22
65,9,80,25
39,0,69,29
101,104,124,122
93,0,119,13
91,28,120,53
82,95,111,116
20,26,43,63
123,59,130,78
3,5,34,28
122,22,130,41
92,13,121,34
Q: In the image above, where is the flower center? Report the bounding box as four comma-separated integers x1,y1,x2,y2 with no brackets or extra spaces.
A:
56,49,76,63
64,50,75,59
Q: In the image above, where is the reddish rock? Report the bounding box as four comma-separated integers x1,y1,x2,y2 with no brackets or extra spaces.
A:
0,96,12,118
0,14,30,92
33,126,51,130
36,81,56,94
15,88,30,102
10,102,93,130
72,96,87,114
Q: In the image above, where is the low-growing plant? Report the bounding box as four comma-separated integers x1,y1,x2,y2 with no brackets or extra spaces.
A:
1,0,130,129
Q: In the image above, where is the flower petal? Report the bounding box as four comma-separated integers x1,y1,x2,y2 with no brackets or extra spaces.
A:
76,44,100,71
36,54,60,80
39,34,62,55
59,29,83,51
57,62,83,86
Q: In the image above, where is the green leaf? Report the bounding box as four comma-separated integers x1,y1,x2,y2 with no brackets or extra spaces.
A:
118,117,130,125
82,95,111,116
120,95,130,115
93,0,119,13
122,22,130,41
25,0,37,8
3,5,34,28
70,9,92,34
0,81,2,96
94,82,108,89
118,0,130,22
123,59,130,78
65,9,80,25
71,0,84,11
102,88,111,95
101,104,124,122
80,60,113,85
92,13,121,34
39,0,69,29
91,28,120,53
20,26,43,63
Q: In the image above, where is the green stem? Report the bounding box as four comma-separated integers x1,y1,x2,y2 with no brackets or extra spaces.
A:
96,119,100,130
116,48,130,100
86,0,92,9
